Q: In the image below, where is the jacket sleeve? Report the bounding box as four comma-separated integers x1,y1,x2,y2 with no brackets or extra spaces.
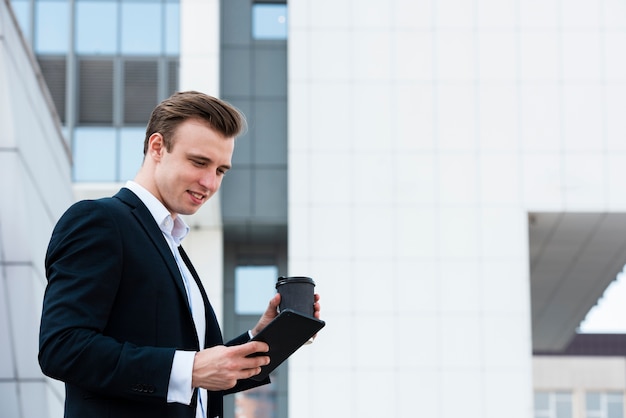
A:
38,200,175,402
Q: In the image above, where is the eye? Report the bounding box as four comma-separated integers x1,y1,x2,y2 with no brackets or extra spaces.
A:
191,159,206,167
217,167,228,176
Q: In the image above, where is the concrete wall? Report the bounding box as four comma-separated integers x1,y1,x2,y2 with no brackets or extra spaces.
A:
0,1,73,417
287,1,626,417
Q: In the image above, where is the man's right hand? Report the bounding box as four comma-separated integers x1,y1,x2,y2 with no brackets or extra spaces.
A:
191,341,270,390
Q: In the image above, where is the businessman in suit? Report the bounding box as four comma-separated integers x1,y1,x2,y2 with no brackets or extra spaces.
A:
39,91,321,418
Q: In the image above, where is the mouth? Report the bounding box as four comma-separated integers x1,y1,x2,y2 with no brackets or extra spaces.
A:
188,190,206,203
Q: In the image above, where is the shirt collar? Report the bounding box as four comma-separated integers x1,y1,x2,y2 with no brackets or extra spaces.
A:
124,180,190,245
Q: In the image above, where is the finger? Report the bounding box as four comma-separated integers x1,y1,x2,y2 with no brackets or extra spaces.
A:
245,354,270,369
240,341,269,356
269,293,280,308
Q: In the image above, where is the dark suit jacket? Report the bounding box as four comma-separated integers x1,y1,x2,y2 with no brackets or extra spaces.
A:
39,188,267,418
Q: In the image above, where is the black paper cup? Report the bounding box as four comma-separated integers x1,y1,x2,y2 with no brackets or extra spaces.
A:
276,276,315,317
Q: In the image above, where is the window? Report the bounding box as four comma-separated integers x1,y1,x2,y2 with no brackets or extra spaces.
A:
586,392,624,418
73,127,117,181
164,2,180,54
235,265,278,314
79,59,114,124
121,2,161,54
252,4,287,40
35,1,69,54
38,57,67,122
76,1,118,54
534,391,573,418
119,127,145,181
123,60,158,124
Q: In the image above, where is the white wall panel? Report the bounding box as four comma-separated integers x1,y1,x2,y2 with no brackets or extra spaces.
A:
607,154,626,210
394,84,435,151
519,84,561,151
393,0,432,29
310,31,351,80
602,31,626,83
396,260,439,313
606,85,626,151
479,153,521,205
6,266,43,379
0,383,20,418
519,0,559,28
436,0,474,29
395,154,437,204
520,32,560,81
522,153,564,210
478,33,516,82
438,153,478,204
604,0,626,28
562,32,602,81
478,84,518,151
477,0,516,28
562,0,602,28
288,0,626,416
436,32,475,82
392,31,433,81
563,153,606,210
0,264,16,379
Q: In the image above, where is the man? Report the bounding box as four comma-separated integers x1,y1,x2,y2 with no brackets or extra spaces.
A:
39,91,321,418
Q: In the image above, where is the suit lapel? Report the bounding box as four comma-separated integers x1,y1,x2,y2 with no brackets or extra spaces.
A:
113,188,195,324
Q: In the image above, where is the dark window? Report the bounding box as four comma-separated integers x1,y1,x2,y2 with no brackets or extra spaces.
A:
167,60,179,96
79,59,114,124
38,57,67,123
124,60,158,124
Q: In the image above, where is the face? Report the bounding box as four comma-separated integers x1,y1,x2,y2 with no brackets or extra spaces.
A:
147,118,235,217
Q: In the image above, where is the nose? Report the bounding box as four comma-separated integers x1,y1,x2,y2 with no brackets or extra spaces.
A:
199,170,220,193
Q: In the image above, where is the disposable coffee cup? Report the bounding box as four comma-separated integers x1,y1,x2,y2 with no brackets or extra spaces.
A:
275,276,316,317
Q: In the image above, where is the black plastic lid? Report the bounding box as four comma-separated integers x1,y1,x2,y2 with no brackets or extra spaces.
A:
275,276,315,288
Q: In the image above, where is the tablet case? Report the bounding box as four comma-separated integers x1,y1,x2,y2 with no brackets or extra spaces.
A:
248,309,325,381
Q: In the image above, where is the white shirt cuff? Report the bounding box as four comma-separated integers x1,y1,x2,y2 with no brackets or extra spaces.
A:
167,350,196,404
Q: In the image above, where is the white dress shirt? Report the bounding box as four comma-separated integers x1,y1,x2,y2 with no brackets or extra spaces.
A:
125,181,208,418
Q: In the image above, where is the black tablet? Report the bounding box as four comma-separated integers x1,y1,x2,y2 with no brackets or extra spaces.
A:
248,309,325,381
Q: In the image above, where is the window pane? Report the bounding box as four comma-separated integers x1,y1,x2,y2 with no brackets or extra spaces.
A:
123,60,158,123
119,128,145,181
587,393,601,411
235,266,278,314
10,0,31,42
556,402,572,418
165,2,180,54
79,59,114,123
76,1,118,54
167,59,179,96
608,404,623,418
252,4,287,40
121,2,161,54
35,1,69,53
534,392,549,411
73,127,116,182
608,393,624,418
38,57,67,123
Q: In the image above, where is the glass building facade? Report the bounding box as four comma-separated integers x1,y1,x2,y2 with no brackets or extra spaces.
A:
10,0,180,182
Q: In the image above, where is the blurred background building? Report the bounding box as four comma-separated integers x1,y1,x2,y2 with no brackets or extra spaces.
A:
2,0,626,417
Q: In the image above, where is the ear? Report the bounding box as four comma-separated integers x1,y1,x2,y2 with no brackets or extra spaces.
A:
147,133,165,162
